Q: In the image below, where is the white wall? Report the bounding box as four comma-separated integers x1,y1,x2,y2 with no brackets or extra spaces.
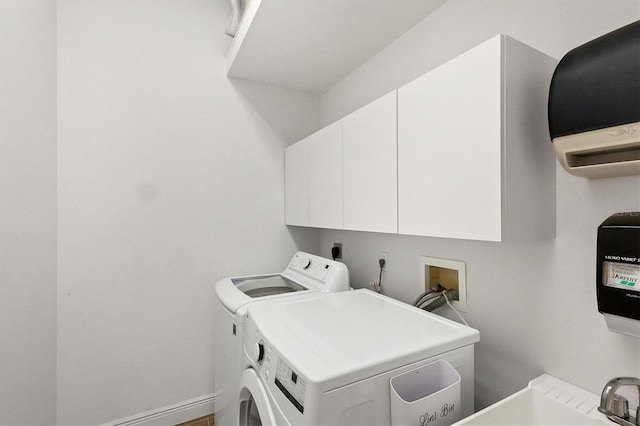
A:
57,0,319,423
318,0,640,410
0,1,58,424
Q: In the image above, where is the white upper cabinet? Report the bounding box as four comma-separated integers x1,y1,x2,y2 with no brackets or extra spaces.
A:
285,121,343,229
343,91,398,233
308,121,343,229
398,35,557,241
286,34,556,241
284,139,309,226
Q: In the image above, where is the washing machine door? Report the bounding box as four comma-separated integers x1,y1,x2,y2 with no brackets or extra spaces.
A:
238,368,276,426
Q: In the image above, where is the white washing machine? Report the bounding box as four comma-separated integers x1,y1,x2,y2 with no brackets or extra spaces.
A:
239,289,480,426
213,252,349,426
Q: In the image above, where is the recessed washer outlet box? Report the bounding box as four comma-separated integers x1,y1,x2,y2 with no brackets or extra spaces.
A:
420,256,467,312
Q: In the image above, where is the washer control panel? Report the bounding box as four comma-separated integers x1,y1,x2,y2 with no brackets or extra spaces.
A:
285,252,349,292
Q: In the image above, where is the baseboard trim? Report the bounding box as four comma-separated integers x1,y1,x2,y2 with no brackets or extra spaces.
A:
101,393,219,426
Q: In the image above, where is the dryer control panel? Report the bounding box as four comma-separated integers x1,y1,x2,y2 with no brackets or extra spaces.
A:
274,358,306,414
243,305,308,416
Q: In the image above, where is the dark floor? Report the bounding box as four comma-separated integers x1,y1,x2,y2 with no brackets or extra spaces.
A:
176,413,214,426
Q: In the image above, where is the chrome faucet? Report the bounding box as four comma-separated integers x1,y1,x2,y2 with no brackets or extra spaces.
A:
599,377,640,426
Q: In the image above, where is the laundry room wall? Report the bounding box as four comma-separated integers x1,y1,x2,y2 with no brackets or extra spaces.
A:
0,1,58,424
57,0,320,423
317,0,640,410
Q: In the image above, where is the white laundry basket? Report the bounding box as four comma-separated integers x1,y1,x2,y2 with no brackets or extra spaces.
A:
390,360,462,426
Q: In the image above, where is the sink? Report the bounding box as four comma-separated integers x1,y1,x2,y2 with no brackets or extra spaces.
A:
454,375,613,425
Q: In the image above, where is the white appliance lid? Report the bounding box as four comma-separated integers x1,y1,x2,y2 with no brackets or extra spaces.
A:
215,251,350,314
231,274,307,297
248,289,479,388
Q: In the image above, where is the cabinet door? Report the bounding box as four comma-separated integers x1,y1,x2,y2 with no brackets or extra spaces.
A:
308,121,343,229
398,36,503,241
343,91,397,233
285,139,309,226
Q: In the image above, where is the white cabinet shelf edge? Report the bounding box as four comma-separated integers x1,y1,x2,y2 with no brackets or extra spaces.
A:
226,0,262,75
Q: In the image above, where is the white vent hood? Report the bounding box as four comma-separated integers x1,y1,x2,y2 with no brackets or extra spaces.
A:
226,0,447,94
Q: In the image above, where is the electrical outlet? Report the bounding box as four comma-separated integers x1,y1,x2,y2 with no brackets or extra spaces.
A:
332,242,342,259
380,251,389,271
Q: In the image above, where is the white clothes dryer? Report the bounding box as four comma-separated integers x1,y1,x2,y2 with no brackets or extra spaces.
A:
239,289,480,426
213,252,349,426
